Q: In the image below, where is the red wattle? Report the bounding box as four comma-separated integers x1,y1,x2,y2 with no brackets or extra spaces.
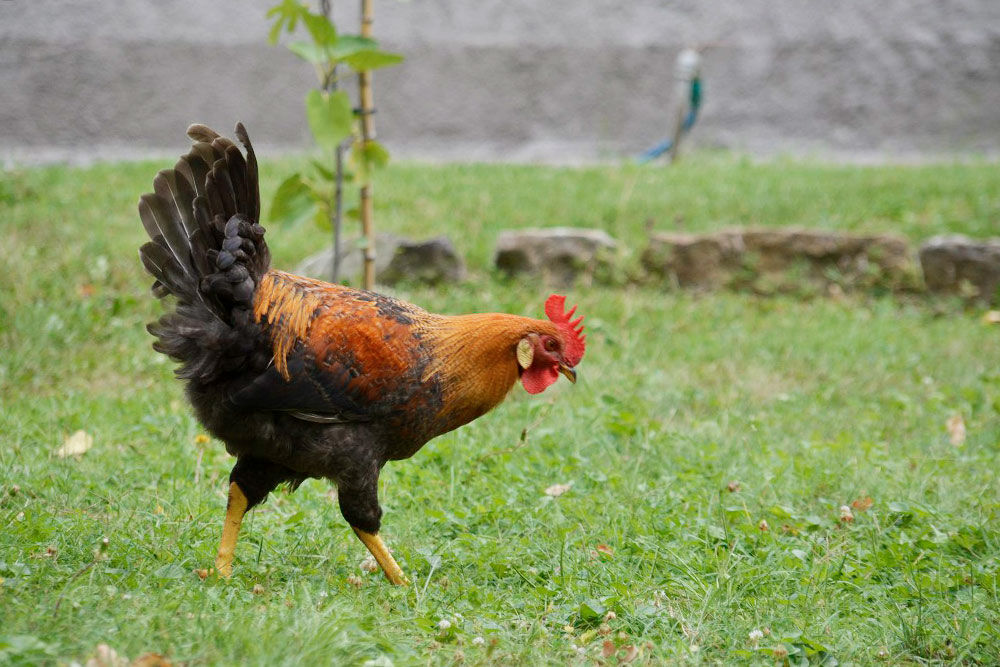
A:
521,365,559,394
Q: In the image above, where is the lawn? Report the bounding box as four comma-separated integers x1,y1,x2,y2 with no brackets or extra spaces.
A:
1,155,999,665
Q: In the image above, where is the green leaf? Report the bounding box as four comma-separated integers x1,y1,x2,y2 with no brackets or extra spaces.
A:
341,50,404,71
152,563,186,580
312,205,332,231
269,173,317,226
362,140,390,169
310,159,336,182
287,41,329,64
268,21,283,46
305,90,354,152
578,599,606,622
330,35,378,59
266,0,306,45
302,12,337,47
350,139,391,186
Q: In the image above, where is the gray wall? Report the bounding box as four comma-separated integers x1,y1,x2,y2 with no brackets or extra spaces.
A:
3,1,999,163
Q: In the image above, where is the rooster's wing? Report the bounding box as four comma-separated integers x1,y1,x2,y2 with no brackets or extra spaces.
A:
229,271,437,425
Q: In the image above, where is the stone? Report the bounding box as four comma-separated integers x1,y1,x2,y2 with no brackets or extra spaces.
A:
919,235,1000,302
739,229,911,282
641,228,913,292
296,233,465,286
379,236,466,285
640,232,743,289
494,227,618,286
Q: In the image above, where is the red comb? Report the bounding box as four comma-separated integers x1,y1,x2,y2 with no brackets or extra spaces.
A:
544,294,586,366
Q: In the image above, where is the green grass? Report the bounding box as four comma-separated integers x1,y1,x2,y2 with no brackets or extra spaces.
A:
2,155,1000,665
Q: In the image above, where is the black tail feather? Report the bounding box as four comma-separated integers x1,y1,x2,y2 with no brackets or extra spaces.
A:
139,238,192,301
235,123,261,223
138,124,270,383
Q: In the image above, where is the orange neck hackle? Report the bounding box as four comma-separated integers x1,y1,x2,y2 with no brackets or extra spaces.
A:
422,313,562,433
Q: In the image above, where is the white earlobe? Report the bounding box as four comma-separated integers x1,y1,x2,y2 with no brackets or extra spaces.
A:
516,338,534,369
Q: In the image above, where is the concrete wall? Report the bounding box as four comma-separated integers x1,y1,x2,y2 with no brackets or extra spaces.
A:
3,1,999,163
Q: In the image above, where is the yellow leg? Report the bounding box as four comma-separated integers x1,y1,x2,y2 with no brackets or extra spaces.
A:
352,527,410,586
215,482,249,578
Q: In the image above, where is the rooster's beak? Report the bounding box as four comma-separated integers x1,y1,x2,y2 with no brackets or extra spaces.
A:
558,363,577,384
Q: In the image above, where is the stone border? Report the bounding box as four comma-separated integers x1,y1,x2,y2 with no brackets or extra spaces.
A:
640,228,915,295
297,228,1000,304
498,228,1000,303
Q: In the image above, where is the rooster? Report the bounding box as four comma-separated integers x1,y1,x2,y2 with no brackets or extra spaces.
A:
138,124,586,584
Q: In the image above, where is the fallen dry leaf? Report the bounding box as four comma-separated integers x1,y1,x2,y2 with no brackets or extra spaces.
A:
359,555,379,573
346,574,363,588
622,644,640,663
57,430,93,458
726,480,741,493
193,568,213,580
602,640,616,658
595,544,614,559
252,584,265,595
33,546,57,559
851,496,874,512
983,310,1000,325
544,483,571,497
946,414,966,446
131,653,172,667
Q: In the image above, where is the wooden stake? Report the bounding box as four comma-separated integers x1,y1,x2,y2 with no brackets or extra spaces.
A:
358,0,376,290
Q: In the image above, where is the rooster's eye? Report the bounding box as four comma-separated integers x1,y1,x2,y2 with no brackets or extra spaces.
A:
544,338,558,351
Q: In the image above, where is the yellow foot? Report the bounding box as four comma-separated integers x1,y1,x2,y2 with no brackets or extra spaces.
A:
352,527,410,586
214,557,233,579
214,482,248,579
